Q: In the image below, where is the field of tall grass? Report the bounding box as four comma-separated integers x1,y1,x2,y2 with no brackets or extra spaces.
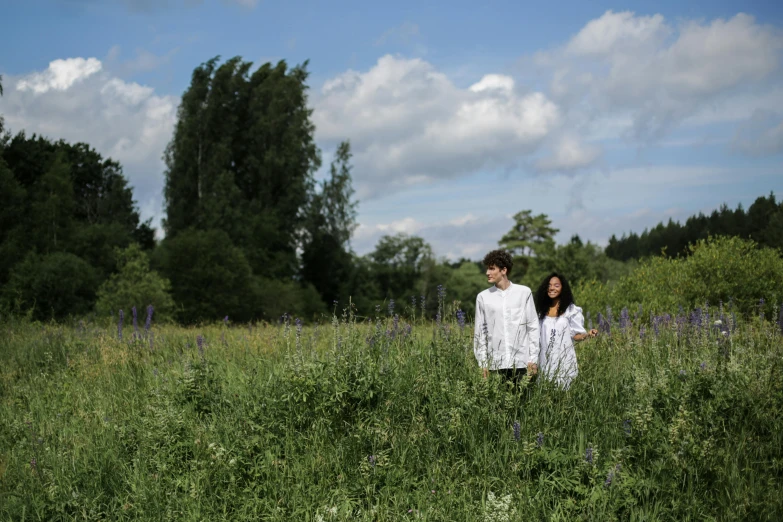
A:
1,298,782,521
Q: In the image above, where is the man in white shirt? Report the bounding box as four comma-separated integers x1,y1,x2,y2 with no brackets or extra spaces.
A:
473,249,539,386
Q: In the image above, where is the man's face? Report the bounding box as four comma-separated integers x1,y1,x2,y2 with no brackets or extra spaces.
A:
486,264,506,284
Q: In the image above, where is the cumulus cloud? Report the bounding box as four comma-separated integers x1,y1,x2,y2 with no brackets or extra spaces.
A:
2,57,178,234
535,134,602,172
352,214,512,260
545,11,783,140
313,54,560,199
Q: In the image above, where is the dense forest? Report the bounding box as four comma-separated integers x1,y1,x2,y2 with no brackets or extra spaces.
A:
0,62,780,325
605,194,783,261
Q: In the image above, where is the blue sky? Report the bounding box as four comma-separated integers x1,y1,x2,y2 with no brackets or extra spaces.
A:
1,0,782,259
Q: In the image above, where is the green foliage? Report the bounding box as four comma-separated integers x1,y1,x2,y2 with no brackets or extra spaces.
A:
607,192,783,261
155,228,258,324
1,300,781,519
576,236,783,317
3,252,98,321
162,56,321,280
0,130,154,321
522,234,636,289
443,261,487,317
498,210,558,278
95,243,176,322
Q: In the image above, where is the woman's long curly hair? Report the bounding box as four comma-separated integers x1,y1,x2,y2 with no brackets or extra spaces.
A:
535,272,575,319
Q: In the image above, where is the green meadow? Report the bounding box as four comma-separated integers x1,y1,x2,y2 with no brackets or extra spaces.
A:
2,297,782,521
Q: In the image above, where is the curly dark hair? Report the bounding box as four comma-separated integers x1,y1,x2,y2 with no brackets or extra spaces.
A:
482,249,513,275
535,272,574,319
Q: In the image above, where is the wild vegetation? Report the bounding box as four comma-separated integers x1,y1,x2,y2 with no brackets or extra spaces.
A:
1,289,782,520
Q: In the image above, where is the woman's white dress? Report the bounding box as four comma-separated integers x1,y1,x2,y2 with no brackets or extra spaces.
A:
538,303,585,389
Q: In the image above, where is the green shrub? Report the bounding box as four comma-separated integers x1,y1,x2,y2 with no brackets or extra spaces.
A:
575,236,783,317
95,243,176,323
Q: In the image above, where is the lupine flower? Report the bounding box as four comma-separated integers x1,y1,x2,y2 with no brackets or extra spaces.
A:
456,309,466,331
513,421,520,442
393,314,400,332
132,306,138,338
679,369,686,378
197,335,204,359
585,446,593,465
30,458,36,470
623,419,631,436
639,326,646,339
388,299,395,316
598,313,610,335
368,455,376,467
142,305,152,334
606,306,613,324
404,324,412,337
436,312,441,328
536,432,544,448
759,298,765,321
620,307,630,331
437,285,446,301
223,315,229,326
420,295,426,314
700,362,707,370
604,470,614,487
118,309,124,340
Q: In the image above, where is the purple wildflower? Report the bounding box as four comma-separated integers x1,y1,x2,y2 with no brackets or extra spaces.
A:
118,309,124,340
623,419,631,436
224,315,229,326
513,421,520,442
585,446,594,465
132,306,138,338
30,458,37,470
437,285,446,301
420,295,426,315
404,324,412,337
700,361,707,371
604,470,614,488
456,309,466,331
536,432,544,448
197,335,204,359
639,325,646,339
388,299,395,316
620,307,630,332
679,369,686,379
145,305,154,332
368,455,376,467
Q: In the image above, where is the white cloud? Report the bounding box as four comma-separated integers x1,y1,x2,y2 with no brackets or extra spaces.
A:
542,11,783,141
2,57,178,235
535,134,602,172
313,54,560,199
16,57,102,94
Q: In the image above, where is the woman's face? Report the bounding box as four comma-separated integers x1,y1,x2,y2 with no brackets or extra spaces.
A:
547,277,562,300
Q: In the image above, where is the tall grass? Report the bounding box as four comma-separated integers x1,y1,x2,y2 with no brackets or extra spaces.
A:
1,300,782,520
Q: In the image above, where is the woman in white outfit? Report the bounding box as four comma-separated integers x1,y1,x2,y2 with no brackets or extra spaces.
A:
534,272,597,389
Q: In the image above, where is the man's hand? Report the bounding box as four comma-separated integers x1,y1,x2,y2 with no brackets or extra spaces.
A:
482,367,489,379
527,362,538,376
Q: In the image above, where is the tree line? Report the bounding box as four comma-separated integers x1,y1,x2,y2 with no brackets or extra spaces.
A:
605,194,783,262
1,62,780,325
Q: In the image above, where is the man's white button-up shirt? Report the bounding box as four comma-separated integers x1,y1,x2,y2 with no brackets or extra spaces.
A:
473,282,539,370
